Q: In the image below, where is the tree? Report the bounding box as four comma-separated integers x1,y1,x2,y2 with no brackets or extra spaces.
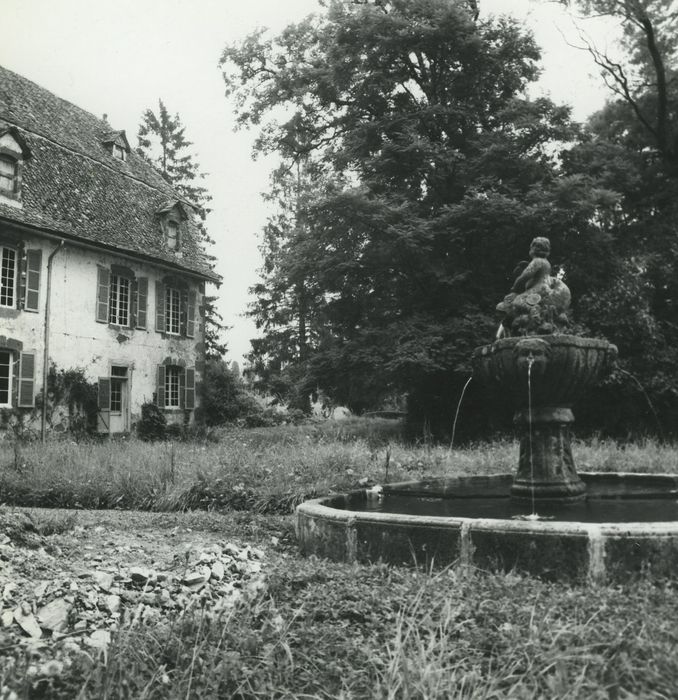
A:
555,0,678,436
137,100,228,358
221,0,621,434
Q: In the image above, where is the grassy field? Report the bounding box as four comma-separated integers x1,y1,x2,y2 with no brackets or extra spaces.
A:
2,421,678,698
3,418,677,514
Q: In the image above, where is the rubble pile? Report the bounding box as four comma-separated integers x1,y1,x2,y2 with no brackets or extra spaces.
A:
0,520,268,664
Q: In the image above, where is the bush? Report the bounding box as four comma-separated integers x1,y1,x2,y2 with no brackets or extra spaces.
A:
137,402,166,441
199,359,260,426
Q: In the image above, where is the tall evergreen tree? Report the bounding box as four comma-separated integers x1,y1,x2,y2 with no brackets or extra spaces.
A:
137,100,228,358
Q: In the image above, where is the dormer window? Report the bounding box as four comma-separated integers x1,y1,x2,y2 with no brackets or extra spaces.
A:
0,127,30,204
102,130,130,162
0,155,17,193
156,200,188,253
166,220,179,250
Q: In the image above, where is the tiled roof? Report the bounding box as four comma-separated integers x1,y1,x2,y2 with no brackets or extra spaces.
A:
0,65,219,282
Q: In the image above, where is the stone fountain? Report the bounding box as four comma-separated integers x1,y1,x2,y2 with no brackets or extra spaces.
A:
296,239,678,582
473,236,617,507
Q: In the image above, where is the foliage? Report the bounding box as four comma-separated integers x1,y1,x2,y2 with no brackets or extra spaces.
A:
136,401,167,442
221,0,624,433
198,359,260,426
554,0,678,436
137,100,228,359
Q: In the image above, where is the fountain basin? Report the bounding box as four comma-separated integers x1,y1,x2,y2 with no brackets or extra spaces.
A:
295,473,678,583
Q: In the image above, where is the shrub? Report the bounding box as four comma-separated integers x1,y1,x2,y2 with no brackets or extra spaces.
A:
199,359,260,426
137,402,166,441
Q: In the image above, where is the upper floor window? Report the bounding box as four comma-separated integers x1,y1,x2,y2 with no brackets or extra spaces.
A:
166,220,179,250
0,246,17,308
165,287,181,335
108,273,131,326
113,144,127,161
0,155,17,193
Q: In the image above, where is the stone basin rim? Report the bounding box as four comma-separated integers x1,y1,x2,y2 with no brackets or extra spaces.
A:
296,472,678,537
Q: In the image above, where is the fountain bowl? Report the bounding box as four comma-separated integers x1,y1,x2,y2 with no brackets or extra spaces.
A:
296,473,678,583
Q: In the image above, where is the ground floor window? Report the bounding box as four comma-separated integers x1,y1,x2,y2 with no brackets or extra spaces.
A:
0,350,11,406
165,365,181,407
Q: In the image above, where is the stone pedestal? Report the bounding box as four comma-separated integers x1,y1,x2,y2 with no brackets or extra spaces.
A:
510,407,586,504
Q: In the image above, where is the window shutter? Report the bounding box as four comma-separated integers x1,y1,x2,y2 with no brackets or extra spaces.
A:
156,365,166,407
97,377,111,433
186,290,196,338
96,268,111,323
23,249,42,312
155,281,165,333
180,290,188,337
11,352,20,406
17,352,35,407
185,367,195,410
136,277,148,329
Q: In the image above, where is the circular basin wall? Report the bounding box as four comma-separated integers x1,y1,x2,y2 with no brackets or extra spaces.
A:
295,473,678,583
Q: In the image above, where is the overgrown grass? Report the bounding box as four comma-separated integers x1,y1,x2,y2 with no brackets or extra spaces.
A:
5,557,678,698
2,422,677,514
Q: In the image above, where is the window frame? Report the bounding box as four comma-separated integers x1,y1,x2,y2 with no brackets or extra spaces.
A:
0,154,17,194
0,349,12,408
108,272,131,327
0,245,17,309
165,286,181,336
164,365,182,408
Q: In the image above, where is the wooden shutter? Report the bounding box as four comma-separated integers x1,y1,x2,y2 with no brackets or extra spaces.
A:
186,290,196,338
96,268,110,323
17,351,35,407
184,368,195,410
156,365,166,407
155,281,165,333
136,277,148,329
23,249,42,312
97,377,111,433
11,352,20,406
180,290,188,337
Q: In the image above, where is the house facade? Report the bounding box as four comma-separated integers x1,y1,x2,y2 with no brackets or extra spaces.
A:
0,65,220,435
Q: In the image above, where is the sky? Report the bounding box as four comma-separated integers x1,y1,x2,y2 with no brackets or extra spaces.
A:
0,0,620,364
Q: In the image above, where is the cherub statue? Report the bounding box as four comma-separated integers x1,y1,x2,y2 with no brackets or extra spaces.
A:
496,237,571,338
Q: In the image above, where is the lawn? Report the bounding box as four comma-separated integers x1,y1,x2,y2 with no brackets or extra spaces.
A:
1,420,678,698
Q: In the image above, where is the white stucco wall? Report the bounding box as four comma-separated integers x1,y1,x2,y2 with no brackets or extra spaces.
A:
1,231,206,432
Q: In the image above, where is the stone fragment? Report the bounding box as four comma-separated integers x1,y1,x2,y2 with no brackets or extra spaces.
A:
2,583,16,602
102,595,121,614
1,610,14,627
87,629,111,652
210,560,225,581
93,571,114,592
181,571,207,587
14,606,42,638
33,582,49,599
130,567,152,584
37,598,71,633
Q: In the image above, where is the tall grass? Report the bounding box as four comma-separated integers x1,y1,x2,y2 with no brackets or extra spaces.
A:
2,423,677,513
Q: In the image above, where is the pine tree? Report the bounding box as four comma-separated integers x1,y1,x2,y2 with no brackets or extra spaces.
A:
137,99,227,357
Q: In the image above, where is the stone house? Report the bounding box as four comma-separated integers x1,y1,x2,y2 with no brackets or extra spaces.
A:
0,65,220,435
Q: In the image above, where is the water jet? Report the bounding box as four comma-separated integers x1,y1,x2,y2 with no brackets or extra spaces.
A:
296,238,678,582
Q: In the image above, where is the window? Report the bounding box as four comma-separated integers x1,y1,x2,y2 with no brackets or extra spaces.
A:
110,366,128,413
0,350,11,407
113,144,126,161
108,273,131,326
165,287,181,335
0,246,17,308
0,155,17,193
166,221,178,250
165,366,181,407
